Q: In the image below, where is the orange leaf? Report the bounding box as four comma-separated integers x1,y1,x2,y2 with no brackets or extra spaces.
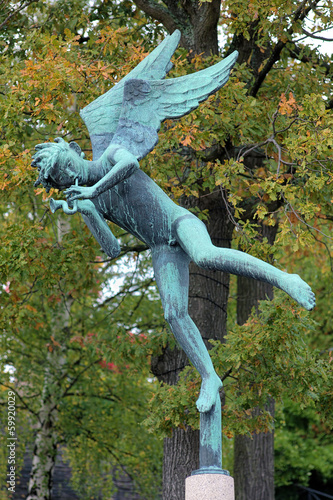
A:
180,134,194,146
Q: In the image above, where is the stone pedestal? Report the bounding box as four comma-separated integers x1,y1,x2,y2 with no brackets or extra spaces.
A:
185,473,234,500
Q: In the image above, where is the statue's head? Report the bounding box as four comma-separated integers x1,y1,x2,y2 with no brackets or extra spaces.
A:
32,138,85,192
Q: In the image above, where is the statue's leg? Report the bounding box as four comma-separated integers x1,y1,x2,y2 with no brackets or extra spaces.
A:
174,216,315,310
152,244,222,413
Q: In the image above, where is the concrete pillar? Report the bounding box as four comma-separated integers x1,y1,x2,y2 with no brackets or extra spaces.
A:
185,473,234,500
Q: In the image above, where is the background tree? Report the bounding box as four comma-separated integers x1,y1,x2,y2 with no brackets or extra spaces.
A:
0,8,165,499
126,1,333,499
0,1,332,500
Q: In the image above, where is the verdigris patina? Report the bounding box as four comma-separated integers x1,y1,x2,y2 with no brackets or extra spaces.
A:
32,30,315,475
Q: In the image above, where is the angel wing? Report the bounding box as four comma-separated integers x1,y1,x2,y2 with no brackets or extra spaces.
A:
109,50,238,160
80,30,181,160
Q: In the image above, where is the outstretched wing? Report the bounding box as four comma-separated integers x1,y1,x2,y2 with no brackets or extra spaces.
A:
109,50,238,160
80,30,181,159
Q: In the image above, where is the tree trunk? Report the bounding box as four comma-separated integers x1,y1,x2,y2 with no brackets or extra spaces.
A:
27,217,72,500
151,191,234,500
133,0,221,57
234,223,278,500
151,329,200,500
162,427,200,500
132,3,278,499
234,399,275,500
26,392,58,500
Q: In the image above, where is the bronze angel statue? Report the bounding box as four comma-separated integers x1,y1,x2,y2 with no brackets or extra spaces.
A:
32,30,315,414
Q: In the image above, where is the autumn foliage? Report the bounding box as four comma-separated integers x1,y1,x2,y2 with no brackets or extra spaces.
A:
0,1,333,499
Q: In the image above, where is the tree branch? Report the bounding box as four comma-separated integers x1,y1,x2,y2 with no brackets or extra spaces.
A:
282,192,332,240
64,392,120,403
0,383,39,418
301,26,333,42
97,280,153,309
0,0,38,30
132,0,178,34
61,358,101,399
287,42,331,75
89,242,149,263
250,0,322,97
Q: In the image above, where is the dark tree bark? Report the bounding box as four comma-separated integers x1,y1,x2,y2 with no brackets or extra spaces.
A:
151,190,234,500
132,2,290,499
161,428,199,500
233,399,275,500
234,223,278,500
151,329,200,500
134,3,231,499
133,0,221,56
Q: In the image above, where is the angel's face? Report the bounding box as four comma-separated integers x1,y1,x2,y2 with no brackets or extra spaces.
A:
38,149,81,191
33,139,84,192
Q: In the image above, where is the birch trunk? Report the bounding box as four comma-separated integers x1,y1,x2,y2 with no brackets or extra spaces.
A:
27,217,72,500
26,390,58,500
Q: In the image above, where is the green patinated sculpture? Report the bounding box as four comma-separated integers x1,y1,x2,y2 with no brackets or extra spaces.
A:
32,30,315,474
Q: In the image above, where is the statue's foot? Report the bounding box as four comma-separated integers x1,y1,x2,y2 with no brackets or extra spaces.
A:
196,374,222,413
283,274,316,311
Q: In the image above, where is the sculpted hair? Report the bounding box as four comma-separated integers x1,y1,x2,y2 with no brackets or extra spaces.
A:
33,138,84,192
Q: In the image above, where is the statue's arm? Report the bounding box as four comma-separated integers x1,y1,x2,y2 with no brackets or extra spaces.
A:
65,145,139,201
95,145,139,193
77,200,121,259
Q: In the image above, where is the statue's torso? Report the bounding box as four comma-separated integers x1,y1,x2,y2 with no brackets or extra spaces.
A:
93,168,189,247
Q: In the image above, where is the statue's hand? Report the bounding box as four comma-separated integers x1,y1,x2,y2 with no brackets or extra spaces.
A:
65,184,98,201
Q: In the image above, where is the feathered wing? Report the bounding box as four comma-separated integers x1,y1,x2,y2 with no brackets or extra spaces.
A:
80,30,181,159
110,50,239,160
